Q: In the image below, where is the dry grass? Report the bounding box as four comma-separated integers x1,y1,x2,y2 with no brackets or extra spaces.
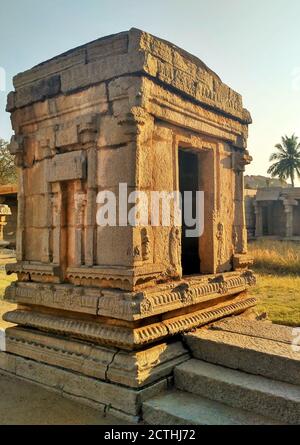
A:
248,240,300,327
249,239,300,275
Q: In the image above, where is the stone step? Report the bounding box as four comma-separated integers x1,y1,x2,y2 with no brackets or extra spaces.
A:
175,359,300,424
184,317,300,385
142,390,281,425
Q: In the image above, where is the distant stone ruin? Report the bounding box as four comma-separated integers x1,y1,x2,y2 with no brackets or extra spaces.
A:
246,187,300,239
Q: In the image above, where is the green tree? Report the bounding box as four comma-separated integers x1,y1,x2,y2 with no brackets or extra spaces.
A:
0,139,17,185
267,134,300,187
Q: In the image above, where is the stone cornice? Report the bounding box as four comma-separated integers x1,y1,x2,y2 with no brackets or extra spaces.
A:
8,28,251,125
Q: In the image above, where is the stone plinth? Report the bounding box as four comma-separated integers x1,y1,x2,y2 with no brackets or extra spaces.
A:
3,29,255,419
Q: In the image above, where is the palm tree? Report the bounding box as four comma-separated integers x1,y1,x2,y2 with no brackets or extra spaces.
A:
267,134,300,187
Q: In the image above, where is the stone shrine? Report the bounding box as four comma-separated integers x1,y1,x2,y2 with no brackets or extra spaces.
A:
3,29,256,420
0,204,12,246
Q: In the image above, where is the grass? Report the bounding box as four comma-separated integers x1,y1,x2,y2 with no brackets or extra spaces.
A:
248,239,300,275
248,239,300,327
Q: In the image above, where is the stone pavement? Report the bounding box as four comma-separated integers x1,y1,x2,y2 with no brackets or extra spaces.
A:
0,372,130,425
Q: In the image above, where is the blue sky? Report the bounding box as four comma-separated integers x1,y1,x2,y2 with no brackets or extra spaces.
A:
1,0,300,180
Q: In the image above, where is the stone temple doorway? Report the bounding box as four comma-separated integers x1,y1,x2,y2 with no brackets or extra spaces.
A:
179,149,201,275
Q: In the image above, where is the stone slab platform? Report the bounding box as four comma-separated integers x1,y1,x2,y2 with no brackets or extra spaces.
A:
184,316,300,385
175,359,300,424
0,350,171,423
0,372,130,425
142,390,280,425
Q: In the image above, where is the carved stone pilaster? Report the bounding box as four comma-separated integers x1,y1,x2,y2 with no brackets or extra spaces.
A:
16,169,25,261
282,198,298,238
51,189,62,265
169,226,182,277
74,191,87,267
254,201,263,237
85,147,97,266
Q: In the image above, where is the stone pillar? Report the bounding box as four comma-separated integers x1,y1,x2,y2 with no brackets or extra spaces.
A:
233,149,252,253
51,185,62,265
283,199,298,238
254,201,263,237
74,190,86,267
80,117,98,267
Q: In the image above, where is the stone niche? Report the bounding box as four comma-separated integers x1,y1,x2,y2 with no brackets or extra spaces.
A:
3,29,256,420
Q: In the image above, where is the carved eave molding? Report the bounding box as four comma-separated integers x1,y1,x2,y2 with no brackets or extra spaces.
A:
5,269,256,322
3,294,257,350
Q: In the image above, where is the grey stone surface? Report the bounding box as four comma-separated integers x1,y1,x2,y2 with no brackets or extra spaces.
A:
0,372,130,425
0,350,169,421
175,359,300,424
15,75,61,108
212,316,296,345
185,327,300,385
143,390,280,425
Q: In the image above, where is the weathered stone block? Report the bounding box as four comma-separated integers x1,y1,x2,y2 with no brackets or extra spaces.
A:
47,151,86,182
15,75,61,108
61,53,145,94
24,160,50,195
97,144,136,187
143,390,278,425
25,195,49,228
175,359,300,425
185,320,300,385
6,91,16,112
86,32,128,63
97,115,135,147
13,50,86,89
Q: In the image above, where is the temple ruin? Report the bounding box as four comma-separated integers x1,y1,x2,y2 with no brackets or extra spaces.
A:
0,184,17,247
246,187,300,239
3,28,256,420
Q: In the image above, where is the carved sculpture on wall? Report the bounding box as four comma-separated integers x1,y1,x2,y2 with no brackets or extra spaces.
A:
169,226,181,277
216,222,225,265
233,149,252,173
232,226,238,252
141,227,151,261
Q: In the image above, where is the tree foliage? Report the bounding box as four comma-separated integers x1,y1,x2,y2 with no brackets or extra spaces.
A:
267,134,300,187
0,139,17,185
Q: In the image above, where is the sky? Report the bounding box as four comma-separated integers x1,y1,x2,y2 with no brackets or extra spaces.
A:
1,0,300,182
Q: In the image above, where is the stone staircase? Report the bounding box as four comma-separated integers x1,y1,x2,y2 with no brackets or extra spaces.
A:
143,317,300,425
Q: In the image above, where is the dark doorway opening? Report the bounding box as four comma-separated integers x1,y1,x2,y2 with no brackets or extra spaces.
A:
179,149,200,275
